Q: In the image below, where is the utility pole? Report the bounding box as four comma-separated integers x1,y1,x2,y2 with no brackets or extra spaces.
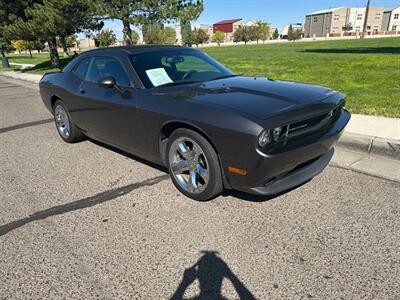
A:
361,0,371,39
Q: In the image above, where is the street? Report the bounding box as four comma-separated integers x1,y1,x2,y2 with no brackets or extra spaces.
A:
0,77,399,299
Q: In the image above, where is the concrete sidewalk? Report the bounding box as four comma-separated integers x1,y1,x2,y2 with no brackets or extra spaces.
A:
346,114,400,140
10,62,35,71
0,70,399,159
0,71,42,83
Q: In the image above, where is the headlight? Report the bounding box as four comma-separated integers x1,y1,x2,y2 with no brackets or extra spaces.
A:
272,127,282,141
258,129,272,147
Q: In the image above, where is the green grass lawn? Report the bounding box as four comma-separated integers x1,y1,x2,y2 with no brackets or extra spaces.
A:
203,38,400,117
1,38,399,117
0,64,19,72
7,52,57,65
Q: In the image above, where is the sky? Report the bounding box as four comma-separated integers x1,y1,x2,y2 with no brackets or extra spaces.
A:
94,0,400,39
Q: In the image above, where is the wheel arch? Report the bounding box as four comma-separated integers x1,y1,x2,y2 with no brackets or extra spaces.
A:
159,120,232,189
50,95,61,110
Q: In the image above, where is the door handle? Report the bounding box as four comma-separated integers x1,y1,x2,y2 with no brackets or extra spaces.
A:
79,88,86,94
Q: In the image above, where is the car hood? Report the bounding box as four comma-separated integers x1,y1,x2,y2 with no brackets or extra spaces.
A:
172,76,341,120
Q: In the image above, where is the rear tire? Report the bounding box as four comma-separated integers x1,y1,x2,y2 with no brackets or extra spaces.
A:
166,128,223,201
53,100,85,143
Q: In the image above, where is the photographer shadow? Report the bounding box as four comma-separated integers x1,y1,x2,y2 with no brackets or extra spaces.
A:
170,251,256,300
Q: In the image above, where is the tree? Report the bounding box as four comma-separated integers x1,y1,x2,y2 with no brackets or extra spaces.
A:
8,0,103,66
287,25,303,41
287,25,294,40
143,26,176,45
65,35,78,51
12,40,33,56
178,0,203,46
91,0,203,46
131,31,139,44
211,31,225,46
33,38,46,53
143,24,163,44
57,35,78,55
161,27,177,44
180,21,193,46
95,29,117,47
293,29,303,41
0,0,41,63
233,26,253,45
191,28,208,46
272,28,279,40
255,20,271,43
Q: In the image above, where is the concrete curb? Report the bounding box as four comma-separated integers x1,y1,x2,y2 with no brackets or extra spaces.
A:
337,132,400,160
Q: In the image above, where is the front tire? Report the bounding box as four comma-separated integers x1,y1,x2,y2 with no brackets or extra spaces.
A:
53,100,85,143
166,129,223,201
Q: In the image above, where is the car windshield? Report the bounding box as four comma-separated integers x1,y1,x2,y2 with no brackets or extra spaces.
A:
128,49,234,88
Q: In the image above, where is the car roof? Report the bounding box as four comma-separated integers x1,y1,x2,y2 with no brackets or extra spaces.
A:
63,45,198,74
81,45,192,57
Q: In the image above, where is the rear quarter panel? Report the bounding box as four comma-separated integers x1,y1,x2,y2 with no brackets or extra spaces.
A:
39,72,83,121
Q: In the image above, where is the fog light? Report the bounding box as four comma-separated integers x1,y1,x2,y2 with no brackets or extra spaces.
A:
258,129,271,147
272,127,282,141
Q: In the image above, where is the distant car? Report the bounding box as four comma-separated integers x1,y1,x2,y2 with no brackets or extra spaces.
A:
39,46,350,201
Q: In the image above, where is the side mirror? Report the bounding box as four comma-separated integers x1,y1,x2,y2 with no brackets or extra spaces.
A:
97,76,115,89
97,76,131,99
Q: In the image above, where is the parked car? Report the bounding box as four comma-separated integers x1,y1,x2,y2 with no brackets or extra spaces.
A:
39,46,350,201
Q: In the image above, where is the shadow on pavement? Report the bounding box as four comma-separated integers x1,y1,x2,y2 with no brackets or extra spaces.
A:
0,174,169,237
222,179,312,202
170,251,256,300
89,139,169,173
0,118,53,134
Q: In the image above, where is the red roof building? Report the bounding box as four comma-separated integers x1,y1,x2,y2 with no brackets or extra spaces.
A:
213,19,242,33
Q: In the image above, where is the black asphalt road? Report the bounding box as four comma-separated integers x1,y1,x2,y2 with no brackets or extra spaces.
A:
1,78,399,299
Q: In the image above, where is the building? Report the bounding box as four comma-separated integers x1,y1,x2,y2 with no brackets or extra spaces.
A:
245,20,256,27
304,6,385,37
113,40,125,47
305,7,348,37
281,23,303,39
213,19,242,42
78,38,96,50
347,7,384,33
382,7,400,31
194,24,214,37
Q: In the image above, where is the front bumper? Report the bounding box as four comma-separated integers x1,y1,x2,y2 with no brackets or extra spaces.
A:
249,148,334,195
224,109,351,195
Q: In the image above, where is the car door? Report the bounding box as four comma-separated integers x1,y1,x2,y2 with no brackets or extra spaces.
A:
66,56,93,131
76,56,140,152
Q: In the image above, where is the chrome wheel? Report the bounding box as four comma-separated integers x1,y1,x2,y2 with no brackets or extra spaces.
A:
54,105,70,139
169,137,209,194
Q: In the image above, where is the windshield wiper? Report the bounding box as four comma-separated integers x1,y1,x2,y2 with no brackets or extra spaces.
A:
207,74,240,82
156,80,204,88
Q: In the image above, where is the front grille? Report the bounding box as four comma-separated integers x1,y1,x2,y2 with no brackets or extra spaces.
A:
286,105,342,138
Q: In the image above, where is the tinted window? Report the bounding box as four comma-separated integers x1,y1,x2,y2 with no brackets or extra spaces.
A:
86,57,130,87
74,58,91,79
129,49,233,88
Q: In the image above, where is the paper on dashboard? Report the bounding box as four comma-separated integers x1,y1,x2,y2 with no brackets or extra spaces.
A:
145,68,173,87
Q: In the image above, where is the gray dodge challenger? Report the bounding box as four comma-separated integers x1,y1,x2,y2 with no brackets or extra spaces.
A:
39,46,351,201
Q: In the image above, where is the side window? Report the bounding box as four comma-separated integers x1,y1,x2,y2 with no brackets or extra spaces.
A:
74,58,91,80
86,57,130,87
